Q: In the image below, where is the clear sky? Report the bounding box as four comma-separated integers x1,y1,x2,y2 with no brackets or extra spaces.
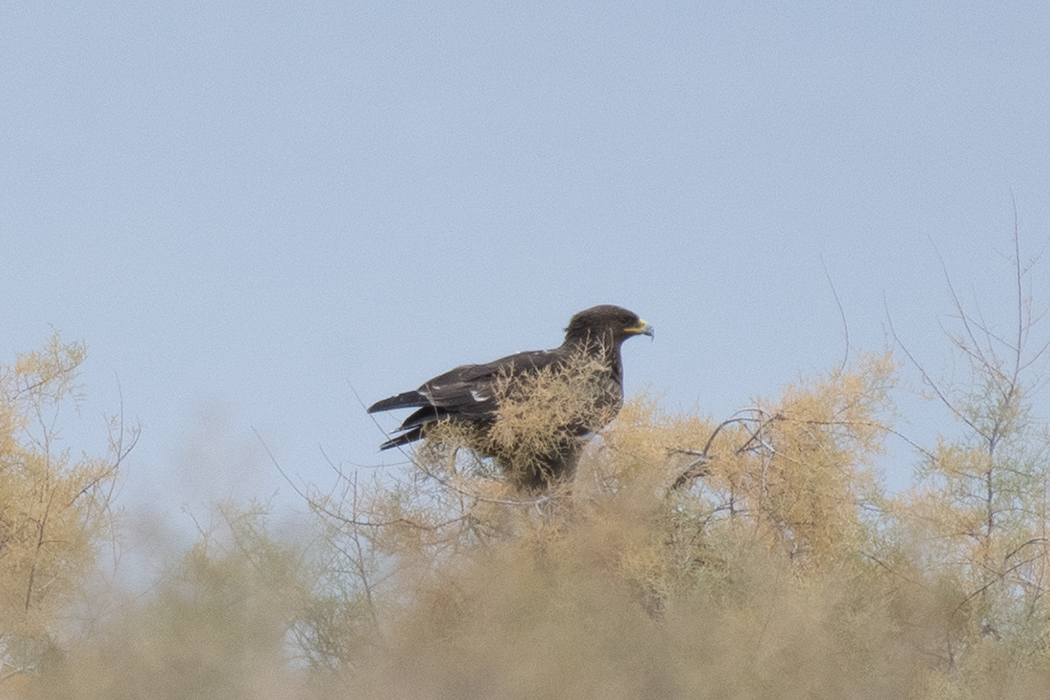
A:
3,2,1050,524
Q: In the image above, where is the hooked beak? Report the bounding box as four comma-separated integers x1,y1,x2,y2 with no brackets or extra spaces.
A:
626,319,655,339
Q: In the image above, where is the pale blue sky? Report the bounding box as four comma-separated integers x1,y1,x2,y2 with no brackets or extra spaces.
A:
3,2,1050,521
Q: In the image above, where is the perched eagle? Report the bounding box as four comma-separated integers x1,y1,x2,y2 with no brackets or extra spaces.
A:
368,305,654,491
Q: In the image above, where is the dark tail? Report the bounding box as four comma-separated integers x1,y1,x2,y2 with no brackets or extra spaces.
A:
378,427,424,450
367,390,428,413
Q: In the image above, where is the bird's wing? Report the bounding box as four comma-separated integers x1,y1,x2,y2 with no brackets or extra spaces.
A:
414,348,564,420
365,349,560,414
368,347,569,449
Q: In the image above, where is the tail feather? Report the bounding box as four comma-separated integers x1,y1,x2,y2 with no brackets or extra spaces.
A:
368,390,428,413
379,427,423,450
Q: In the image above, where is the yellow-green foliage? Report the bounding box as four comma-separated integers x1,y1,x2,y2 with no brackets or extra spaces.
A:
13,309,1050,698
32,504,311,700
281,346,1050,699
600,352,895,569
0,334,126,680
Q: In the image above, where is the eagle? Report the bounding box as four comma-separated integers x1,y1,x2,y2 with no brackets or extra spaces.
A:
368,305,654,492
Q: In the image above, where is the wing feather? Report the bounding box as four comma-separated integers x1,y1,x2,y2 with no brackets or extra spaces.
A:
369,348,568,448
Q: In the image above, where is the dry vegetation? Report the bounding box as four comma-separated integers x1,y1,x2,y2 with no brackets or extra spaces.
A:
0,334,132,687
7,235,1050,699
405,347,625,491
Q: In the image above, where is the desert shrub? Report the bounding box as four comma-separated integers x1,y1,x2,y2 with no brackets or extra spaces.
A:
29,504,312,700
19,228,1050,700
0,333,131,685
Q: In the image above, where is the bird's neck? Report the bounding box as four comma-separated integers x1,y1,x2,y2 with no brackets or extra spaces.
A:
564,333,624,379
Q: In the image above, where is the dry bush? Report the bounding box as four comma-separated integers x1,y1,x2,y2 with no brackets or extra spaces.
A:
0,333,133,685
291,353,950,699
335,494,938,700
18,343,1050,699
27,504,312,700
886,228,1050,674
407,348,624,491
293,334,1050,698
17,226,1050,698
598,352,896,571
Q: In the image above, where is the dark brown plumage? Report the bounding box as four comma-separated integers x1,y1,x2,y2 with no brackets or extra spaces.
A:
368,305,653,491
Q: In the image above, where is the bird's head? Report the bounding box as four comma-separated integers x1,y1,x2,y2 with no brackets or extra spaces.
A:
564,305,654,346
